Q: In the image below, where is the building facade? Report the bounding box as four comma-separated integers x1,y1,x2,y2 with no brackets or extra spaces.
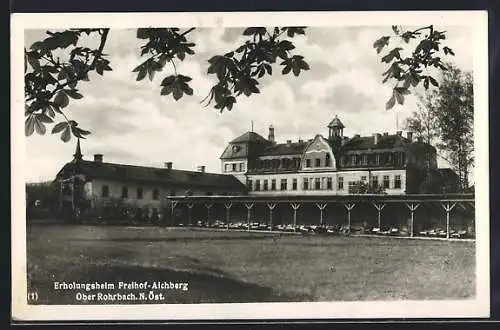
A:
55,140,248,218
220,115,456,196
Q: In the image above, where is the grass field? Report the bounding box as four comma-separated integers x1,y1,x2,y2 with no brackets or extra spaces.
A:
26,224,476,304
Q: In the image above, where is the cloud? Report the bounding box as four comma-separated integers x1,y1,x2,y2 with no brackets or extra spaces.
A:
323,84,376,113
24,25,474,182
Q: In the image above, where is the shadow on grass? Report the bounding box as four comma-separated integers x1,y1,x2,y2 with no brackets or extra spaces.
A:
71,236,278,243
28,263,313,305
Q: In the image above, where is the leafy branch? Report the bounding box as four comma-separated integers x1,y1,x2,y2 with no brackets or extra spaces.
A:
374,25,455,110
202,27,309,111
24,28,111,141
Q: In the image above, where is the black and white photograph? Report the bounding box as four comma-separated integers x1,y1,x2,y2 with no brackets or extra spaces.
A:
12,11,489,320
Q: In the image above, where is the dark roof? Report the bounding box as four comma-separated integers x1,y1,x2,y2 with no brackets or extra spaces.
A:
230,131,269,144
436,168,459,178
260,142,307,156
328,115,345,128
57,160,249,191
340,134,408,151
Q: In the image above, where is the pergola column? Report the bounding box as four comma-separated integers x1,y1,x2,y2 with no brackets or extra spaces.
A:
267,203,277,230
441,202,456,239
186,203,194,227
244,202,254,232
316,202,327,226
405,203,420,237
372,202,386,229
224,203,232,230
205,203,213,227
290,203,301,232
344,203,356,232
170,200,178,227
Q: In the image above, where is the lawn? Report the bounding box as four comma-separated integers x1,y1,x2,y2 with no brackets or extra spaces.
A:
26,224,476,304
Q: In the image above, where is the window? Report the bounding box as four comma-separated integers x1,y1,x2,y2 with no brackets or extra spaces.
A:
325,154,331,167
362,154,368,165
232,163,237,172
383,175,390,189
305,159,311,168
263,180,269,191
303,178,309,190
137,188,143,199
372,176,379,188
153,188,159,200
239,163,244,172
348,181,356,193
375,154,380,165
338,177,344,190
315,178,321,190
255,180,261,191
387,154,393,165
247,179,253,190
315,158,321,167
327,177,332,189
224,164,230,172
361,176,367,182
122,186,128,198
394,175,402,189
292,178,298,190
351,155,357,165
340,156,345,166
102,185,109,197
280,179,287,191
271,179,276,191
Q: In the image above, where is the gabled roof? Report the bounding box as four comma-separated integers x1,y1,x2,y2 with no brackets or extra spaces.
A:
340,134,408,151
56,160,249,191
260,142,307,156
230,131,269,144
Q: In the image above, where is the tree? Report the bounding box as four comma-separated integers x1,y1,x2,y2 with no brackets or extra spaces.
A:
404,65,473,191
403,92,440,185
404,93,439,146
24,26,454,142
434,66,474,191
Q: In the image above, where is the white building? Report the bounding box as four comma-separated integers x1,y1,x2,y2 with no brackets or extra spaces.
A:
220,115,455,196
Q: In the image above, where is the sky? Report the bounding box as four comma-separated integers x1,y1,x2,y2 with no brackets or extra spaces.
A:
23,25,473,182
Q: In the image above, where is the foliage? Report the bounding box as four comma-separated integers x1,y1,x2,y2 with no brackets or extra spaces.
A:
349,180,387,194
24,27,309,142
403,92,439,145
434,67,474,190
405,65,473,191
374,25,455,110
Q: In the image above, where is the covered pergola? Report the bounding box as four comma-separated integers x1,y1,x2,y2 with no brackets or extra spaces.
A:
164,193,475,239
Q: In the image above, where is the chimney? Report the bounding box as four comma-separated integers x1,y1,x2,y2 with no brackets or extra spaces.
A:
94,154,103,163
286,139,292,147
198,165,206,173
406,131,413,142
373,133,381,145
298,139,304,144
268,125,275,144
164,162,173,169
417,136,423,143
354,134,360,138
396,131,402,136
383,132,388,136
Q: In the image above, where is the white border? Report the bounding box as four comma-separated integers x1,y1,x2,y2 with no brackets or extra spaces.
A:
11,11,490,321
